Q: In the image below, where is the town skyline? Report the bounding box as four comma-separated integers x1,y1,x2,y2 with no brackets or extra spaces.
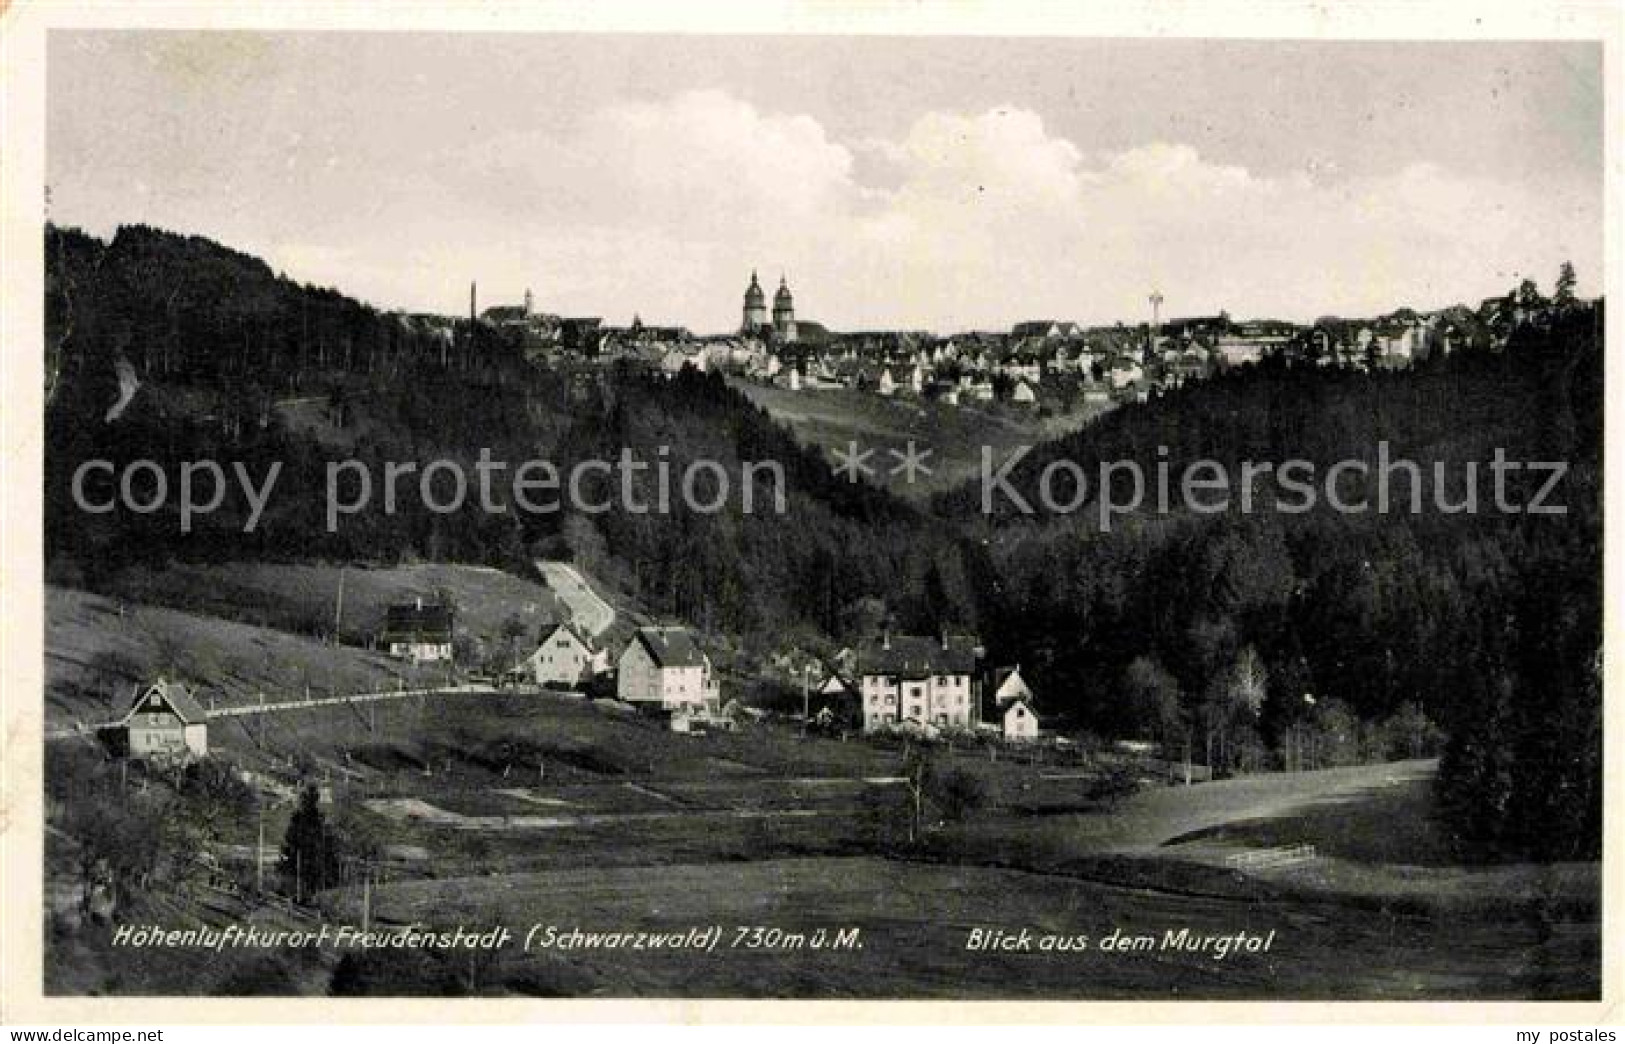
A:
48,33,1602,331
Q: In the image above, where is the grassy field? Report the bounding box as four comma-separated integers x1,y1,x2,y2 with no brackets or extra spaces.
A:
333,753,1597,999
43,569,1599,999
46,688,1600,998
728,379,1109,496
89,561,566,648
344,853,1593,999
46,586,442,728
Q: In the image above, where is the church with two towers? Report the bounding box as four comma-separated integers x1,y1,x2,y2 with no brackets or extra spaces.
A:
741,271,798,343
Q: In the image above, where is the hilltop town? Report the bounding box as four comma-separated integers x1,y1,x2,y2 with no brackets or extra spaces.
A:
459,268,1561,410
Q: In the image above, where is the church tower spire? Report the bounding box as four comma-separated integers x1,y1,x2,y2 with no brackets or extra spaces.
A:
741,270,768,334
772,274,798,344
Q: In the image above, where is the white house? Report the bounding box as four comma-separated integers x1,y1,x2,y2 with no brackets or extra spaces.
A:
617,626,719,714
809,673,860,728
1002,698,1040,742
120,679,208,761
991,665,1035,708
856,633,981,733
1215,337,1265,367
521,622,603,688
1375,322,1424,367
1011,378,1038,407
1001,355,1043,384
381,599,454,663
1108,358,1145,389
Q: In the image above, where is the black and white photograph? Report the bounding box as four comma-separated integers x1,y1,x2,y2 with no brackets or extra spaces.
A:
5,1,1617,1015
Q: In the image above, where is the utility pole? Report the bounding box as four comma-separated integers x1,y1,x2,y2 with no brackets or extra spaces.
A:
255,800,265,893
334,571,345,645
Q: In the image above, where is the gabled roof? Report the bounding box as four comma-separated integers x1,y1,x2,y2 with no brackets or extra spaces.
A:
857,634,981,678
383,602,454,639
818,672,856,695
631,626,708,669
993,666,1034,702
539,621,592,652
122,679,208,726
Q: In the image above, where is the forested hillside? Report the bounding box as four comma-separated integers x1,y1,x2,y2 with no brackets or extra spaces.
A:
934,304,1603,858
43,222,1603,858
44,224,980,648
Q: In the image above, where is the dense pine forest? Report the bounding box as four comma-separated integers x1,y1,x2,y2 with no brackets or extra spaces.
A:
43,222,1603,859
43,224,982,644
935,304,1603,859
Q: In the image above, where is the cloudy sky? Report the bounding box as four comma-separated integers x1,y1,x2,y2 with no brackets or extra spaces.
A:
48,32,1602,332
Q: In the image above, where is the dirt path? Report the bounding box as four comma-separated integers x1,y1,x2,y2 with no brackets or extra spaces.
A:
535,561,616,638
1034,758,1440,855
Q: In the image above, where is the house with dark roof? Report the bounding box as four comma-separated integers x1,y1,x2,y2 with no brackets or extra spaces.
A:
854,633,982,732
381,598,455,663
119,679,208,761
617,626,719,713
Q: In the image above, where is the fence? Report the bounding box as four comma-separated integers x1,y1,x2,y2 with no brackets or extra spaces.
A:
45,682,519,742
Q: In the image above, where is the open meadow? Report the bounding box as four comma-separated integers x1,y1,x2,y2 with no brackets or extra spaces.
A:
42,577,1599,999
728,379,1108,496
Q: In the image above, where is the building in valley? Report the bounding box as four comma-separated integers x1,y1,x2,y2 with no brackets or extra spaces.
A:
855,633,982,732
520,622,605,688
809,672,860,729
119,679,208,762
1001,697,1040,742
381,598,455,663
617,626,720,714
990,665,1035,709
990,666,1040,742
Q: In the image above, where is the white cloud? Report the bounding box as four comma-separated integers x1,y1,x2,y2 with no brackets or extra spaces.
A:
819,106,1597,327
66,88,1596,330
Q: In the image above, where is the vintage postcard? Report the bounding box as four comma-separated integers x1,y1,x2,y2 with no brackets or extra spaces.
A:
1,0,1620,1024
